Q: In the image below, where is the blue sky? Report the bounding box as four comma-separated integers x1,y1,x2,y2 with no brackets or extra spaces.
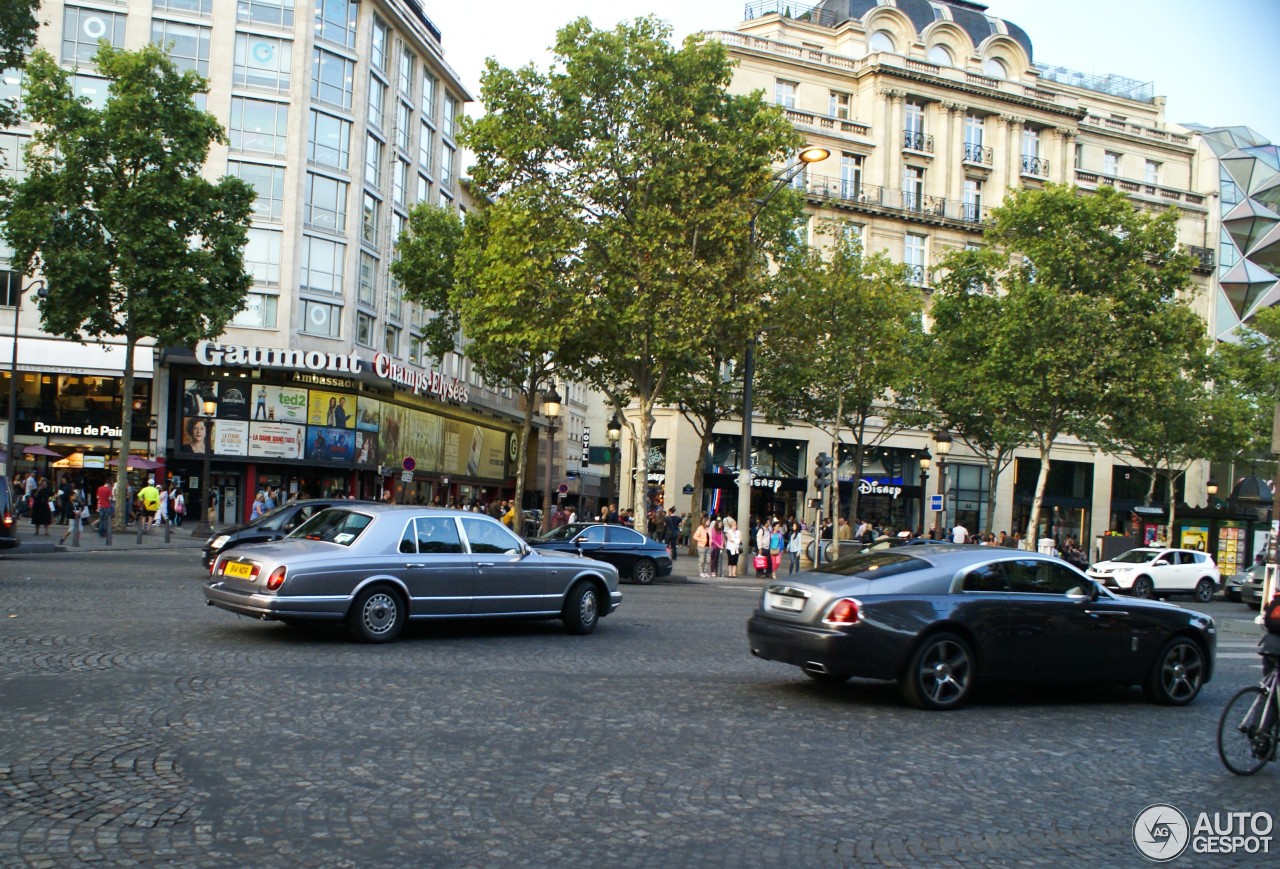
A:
429,0,1279,141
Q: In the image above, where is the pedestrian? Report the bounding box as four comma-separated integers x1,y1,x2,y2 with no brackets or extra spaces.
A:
787,521,803,574
664,507,681,561
172,487,185,527
58,492,88,545
30,476,53,536
756,519,772,578
157,485,170,527
95,478,113,536
137,478,160,532
693,516,711,577
250,491,267,521
770,522,785,576
724,517,741,578
709,518,725,577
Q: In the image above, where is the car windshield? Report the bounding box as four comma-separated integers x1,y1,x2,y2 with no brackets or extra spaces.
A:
1113,549,1159,564
814,550,929,579
537,523,594,542
288,508,372,546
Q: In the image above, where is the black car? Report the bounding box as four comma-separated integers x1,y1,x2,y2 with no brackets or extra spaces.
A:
202,498,368,569
0,481,19,550
748,545,1215,710
530,522,673,584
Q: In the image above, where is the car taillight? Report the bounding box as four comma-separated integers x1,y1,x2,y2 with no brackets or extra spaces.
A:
823,598,862,626
266,566,287,591
2,511,11,528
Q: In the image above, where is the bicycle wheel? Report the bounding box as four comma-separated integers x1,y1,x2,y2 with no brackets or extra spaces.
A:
1217,686,1273,776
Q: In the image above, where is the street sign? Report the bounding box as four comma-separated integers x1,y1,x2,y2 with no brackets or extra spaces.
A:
401,470,414,483
929,494,944,512
378,465,394,477
557,483,569,495
403,456,416,472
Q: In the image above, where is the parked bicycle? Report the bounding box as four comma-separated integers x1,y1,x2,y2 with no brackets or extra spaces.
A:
1217,650,1279,775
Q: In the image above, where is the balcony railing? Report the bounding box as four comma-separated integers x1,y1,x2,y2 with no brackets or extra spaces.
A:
1185,245,1215,272
801,174,992,227
903,130,934,153
1021,155,1050,176
963,142,993,165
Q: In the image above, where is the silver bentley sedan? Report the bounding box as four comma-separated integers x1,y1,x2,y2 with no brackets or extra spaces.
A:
203,504,622,642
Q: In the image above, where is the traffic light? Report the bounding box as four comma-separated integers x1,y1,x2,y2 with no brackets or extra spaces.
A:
814,452,833,490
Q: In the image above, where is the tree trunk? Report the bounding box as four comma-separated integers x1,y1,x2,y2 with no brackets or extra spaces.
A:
114,324,137,532
985,462,999,535
511,370,537,537
633,391,657,531
1026,437,1053,550
687,427,711,556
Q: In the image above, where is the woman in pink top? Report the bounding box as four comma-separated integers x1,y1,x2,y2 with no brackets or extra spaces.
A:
708,519,725,577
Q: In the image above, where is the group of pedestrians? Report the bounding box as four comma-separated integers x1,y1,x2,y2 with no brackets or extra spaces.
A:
690,514,744,578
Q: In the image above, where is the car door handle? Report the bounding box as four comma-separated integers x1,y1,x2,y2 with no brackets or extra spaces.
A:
1085,610,1127,617
478,562,496,568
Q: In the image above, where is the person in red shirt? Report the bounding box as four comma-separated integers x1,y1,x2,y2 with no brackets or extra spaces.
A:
95,480,114,537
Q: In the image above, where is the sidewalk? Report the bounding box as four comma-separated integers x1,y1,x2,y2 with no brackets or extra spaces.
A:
3,522,222,555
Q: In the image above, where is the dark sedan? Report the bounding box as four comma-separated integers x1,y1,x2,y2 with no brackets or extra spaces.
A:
748,545,1215,710
529,522,673,584
202,498,368,569
203,505,622,642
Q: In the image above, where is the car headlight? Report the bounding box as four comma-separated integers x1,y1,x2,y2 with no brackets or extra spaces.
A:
210,535,230,550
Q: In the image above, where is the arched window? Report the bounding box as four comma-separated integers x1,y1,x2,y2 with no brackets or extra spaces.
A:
926,44,953,66
982,58,1007,79
869,30,896,53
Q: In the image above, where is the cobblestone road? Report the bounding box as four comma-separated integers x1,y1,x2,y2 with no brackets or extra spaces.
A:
0,547,1273,867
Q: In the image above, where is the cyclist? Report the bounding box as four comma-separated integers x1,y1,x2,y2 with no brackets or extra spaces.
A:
1264,590,1280,677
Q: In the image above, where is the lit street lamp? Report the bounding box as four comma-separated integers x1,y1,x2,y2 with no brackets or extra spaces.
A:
4,278,47,480
606,413,622,509
540,385,562,535
918,448,932,534
932,428,952,537
191,398,218,536
737,145,830,538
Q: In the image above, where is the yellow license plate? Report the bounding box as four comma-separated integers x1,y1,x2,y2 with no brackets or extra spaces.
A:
224,561,255,580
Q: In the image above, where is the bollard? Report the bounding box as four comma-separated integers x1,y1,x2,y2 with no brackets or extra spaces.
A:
163,519,171,544
136,519,144,544
71,515,80,548
105,515,113,546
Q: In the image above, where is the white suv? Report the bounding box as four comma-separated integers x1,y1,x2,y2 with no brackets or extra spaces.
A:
1087,547,1220,602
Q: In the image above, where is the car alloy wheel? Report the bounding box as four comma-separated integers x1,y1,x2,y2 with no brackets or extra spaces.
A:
631,558,656,585
1193,579,1215,603
1144,637,1205,705
348,586,405,643
902,632,973,710
1132,576,1155,599
563,582,599,635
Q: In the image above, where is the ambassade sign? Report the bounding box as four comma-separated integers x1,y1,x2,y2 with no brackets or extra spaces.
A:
194,340,469,404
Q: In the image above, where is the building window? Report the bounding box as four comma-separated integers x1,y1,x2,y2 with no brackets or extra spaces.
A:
300,235,345,296
365,134,383,188
904,233,927,285
0,133,28,185
63,7,127,67
926,44,952,66
368,76,386,130
774,79,797,109
227,161,286,223
417,174,432,203
1,268,20,307
442,95,457,139
304,172,348,233
233,33,292,92
418,123,434,174
829,90,850,120
396,102,412,152
230,292,278,329
244,228,282,285
398,48,415,97
155,0,212,14
1144,159,1161,185
962,179,982,222
358,251,377,307
0,68,23,120
868,30,895,53
408,334,423,364
356,311,375,347
441,144,454,190
300,299,341,338
369,16,388,72
842,221,864,252
902,166,924,210
237,0,293,28
150,19,211,75
361,192,380,246
386,273,402,322
392,159,408,207
315,0,357,51
230,97,289,157
840,153,862,199
308,110,350,170
384,325,400,355
983,58,1007,79
1103,151,1120,177
1074,143,1084,170
312,48,354,110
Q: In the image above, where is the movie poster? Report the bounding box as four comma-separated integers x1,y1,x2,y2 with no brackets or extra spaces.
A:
248,422,304,460
307,390,356,429
216,381,251,420
305,425,355,462
213,420,249,456
248,384,309,424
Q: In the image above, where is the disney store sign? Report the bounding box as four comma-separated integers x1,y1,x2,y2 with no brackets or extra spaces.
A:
858,478,903,499
194,341,469,404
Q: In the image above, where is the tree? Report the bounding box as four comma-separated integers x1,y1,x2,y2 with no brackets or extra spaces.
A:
929,184,1197,547
0,0,39,127
1,44,255,528
464,16,798,522
1216,305,1280,472
755,226,924,546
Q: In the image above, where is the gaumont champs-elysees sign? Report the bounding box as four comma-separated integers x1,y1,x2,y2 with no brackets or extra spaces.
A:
194,340,470,404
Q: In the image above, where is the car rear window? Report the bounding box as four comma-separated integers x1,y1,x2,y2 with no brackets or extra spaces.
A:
289,509,372,546
814,551,928,580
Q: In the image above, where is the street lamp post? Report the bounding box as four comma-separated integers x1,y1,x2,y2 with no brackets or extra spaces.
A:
918,448,932,535
4,278,46,481
737,145,830,538
606,413,622,512
932,429,952,538
192,398,218,536
541,385,562,535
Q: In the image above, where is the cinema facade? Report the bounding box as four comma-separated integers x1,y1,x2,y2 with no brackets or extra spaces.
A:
161,340,525,523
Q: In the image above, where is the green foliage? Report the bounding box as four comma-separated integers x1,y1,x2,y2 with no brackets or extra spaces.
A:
1216,305,1280,465
0,0,39,127
929,183,1198,541
391,202,463,364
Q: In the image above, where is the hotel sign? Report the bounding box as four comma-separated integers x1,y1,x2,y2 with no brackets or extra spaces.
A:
194,341,469,404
